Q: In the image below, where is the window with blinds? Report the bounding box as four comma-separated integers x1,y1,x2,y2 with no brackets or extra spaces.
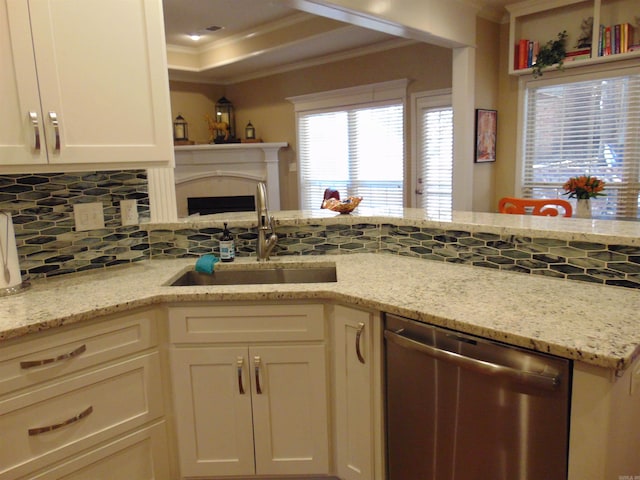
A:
298,103,404,211
417,105,453,214
522,71,640,218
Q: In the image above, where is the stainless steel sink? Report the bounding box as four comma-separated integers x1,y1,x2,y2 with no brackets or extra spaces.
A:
167,265,337,286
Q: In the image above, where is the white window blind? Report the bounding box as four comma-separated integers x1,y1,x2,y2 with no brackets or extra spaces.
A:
298,103,404,210
522,71,640,218
417,105,453,215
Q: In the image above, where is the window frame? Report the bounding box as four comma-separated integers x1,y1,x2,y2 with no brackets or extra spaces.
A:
288,79,408,210
515,61,640,215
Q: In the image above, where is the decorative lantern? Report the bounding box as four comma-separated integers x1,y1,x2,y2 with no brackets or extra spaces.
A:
245,121,255,140
214,96,236,143
173,114,188,142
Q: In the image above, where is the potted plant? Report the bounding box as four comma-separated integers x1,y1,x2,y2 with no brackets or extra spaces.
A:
562,175,606,218
532,31,568,78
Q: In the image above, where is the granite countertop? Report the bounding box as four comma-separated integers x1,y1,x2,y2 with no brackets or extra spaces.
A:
147,208,640,246
1,253,639,373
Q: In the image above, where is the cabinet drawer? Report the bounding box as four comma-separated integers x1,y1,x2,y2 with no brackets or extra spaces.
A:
0,352,164,480
20,422,171,480
0,308,157,396
169,304,325,343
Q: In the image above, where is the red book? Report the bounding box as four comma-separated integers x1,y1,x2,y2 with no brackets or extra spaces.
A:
518,39,529,69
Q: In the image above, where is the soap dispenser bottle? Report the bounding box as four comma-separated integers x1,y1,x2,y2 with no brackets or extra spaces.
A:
219,223,235,262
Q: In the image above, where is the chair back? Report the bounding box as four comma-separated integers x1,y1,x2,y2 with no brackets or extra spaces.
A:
498,197,573,217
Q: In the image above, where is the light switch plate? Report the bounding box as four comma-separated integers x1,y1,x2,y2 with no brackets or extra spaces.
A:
73,202,105,232
120,199,138,226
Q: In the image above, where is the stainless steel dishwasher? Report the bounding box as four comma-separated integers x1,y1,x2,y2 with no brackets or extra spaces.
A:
384,314,571,480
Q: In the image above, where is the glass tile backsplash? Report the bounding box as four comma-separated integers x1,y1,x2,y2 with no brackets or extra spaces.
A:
1,171,638,289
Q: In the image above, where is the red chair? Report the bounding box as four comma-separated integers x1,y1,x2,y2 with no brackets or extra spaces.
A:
498,197,573,217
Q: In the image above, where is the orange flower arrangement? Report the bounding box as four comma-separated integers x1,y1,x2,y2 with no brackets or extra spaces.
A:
562,175,606,200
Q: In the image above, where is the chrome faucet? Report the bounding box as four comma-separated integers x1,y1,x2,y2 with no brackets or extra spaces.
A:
256,182,277,261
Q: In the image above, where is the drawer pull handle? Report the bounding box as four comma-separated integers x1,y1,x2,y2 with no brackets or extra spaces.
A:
254,356,263,394
356,322,366,364
20,344,87,369
237,356,245,395
29,111,41,151
28,405,93,436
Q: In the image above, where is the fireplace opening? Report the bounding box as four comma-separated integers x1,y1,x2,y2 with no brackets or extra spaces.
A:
188,195,256,215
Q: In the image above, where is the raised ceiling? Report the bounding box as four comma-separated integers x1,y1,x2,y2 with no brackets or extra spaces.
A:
163,0,522,84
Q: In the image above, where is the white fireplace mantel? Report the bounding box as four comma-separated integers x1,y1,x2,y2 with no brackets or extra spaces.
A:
174,142,287,216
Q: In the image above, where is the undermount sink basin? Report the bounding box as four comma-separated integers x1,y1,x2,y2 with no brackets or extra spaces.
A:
167,264,337,286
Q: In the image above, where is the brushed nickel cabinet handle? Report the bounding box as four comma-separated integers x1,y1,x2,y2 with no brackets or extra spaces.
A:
48,111,60,152
254,356,263,394
237,356,245,395
28,405,93,436
356,322,366,364
29,111,40,151
20,344,87,369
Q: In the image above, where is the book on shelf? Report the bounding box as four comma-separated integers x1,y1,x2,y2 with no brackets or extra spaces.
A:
564,48,591,62
599,23,635,56
514,39,539,70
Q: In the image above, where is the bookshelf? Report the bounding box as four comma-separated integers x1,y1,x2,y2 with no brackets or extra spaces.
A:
507,0,639,75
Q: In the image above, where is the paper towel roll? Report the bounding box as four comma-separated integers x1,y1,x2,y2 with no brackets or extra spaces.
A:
0,212,22,290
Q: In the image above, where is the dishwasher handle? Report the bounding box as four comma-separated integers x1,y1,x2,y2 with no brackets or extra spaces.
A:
384,329,561,391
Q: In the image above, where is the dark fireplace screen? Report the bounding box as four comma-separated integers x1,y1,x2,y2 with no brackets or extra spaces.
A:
188,195,256,215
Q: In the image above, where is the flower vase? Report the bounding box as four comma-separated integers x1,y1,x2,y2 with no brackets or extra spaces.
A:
575,198,591,219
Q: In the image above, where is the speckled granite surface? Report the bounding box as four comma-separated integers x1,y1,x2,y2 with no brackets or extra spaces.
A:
1,253,638,373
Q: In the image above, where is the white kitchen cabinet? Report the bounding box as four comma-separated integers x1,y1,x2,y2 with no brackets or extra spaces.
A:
0,308,170,480
332,305,384,480
0,0,173,171
168,303,330,478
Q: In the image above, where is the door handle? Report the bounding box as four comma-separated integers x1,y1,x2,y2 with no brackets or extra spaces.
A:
48,111,60,153
355,322,366,364
254,356,263,394
237,356,245,395
384,330,561,390
29,112,41,151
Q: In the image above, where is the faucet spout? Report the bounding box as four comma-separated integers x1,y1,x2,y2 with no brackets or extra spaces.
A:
256,182,277,261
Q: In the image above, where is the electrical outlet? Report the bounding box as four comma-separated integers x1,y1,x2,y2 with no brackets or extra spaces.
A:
73,202,105,232
120,199,138,226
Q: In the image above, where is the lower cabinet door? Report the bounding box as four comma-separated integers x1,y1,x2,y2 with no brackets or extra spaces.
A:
21,422,171,480
333,305,375,480
250,344,329,476
170,347,255,477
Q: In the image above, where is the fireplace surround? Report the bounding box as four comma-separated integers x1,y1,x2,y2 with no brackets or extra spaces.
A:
173,143,287,217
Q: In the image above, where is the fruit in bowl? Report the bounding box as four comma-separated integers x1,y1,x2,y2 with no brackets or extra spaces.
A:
321,196,362,214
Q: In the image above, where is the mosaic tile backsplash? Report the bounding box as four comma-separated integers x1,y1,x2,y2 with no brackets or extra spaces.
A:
0,171,150,277
1,171,639,290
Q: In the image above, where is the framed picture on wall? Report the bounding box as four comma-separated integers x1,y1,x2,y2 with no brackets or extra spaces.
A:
475,109,497,163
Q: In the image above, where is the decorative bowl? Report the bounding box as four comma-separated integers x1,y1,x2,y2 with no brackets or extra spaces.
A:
321,196,362,214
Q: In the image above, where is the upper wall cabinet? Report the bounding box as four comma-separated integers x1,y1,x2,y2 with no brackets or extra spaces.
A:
0,0,174,172
507,0,640,75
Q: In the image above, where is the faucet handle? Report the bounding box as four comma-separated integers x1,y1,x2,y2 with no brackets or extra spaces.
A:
269,216,276,232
